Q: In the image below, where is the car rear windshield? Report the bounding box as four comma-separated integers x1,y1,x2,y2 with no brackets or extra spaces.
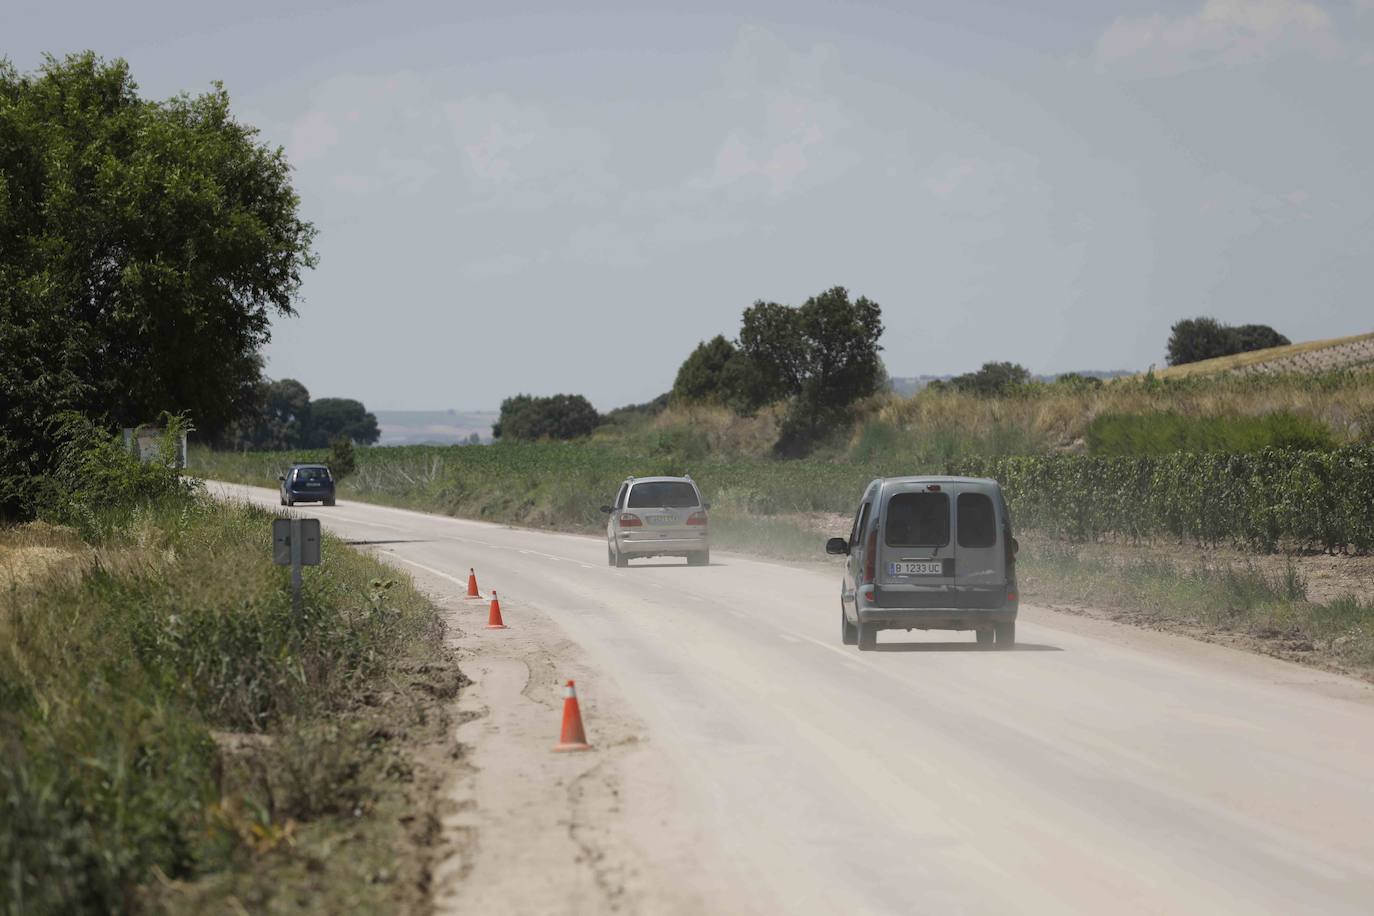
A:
957,493,998,548
626,482,699,508
295,467,331,481
884,492,950,547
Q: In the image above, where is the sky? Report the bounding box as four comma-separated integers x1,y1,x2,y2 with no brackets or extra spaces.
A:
7,0,1374,410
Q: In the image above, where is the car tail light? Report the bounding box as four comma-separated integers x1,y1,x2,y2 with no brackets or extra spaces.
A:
686,511,708,526
618,513,642,528
862,527,877,584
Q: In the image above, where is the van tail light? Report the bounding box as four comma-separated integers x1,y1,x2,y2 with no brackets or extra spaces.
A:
862,527,878,585
686,511,708,526
619,513,642,528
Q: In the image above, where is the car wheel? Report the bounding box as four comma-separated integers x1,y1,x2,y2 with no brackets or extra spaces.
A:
857,619,878,651
324,497,336,507
994,620,1016,649
976,628,994,647
688,550,709,567
279,495,286,506
285,496,293,507
614,544,629,568
841,602,858,646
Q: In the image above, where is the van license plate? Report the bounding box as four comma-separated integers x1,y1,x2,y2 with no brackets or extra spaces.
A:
647,515,676,525
890,561,942,576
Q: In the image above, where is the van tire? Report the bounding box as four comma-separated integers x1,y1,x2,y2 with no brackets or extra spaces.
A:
976,628,994,647
857,620,878,651
688,550,709,567
608,544,616,567
324,497,336,507
841,603,858,646
994,620,1016,649
615,545,629,568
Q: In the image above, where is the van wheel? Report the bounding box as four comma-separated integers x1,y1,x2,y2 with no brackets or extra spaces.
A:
994,621,1016,649
841,603,858,646
324,497,336,507
615,546,629,568
688,550,709,567
976,628,994,647
607,543,616,567
857,620,878,651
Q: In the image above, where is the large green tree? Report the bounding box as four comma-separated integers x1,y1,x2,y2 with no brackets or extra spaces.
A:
1166,317,1289,366
305,397,380,447
492,394,601,441
738,286,885,451
0,53,316,515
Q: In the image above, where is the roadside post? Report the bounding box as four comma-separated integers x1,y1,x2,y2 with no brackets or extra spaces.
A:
273,518,321,610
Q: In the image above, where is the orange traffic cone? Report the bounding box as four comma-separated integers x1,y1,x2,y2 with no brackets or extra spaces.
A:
553,680,591,751
486,590,508,630
465,568,481,598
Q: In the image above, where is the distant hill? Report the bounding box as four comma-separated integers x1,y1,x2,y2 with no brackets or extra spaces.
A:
1143,331,1374,380
889,369,1134,396
374,409,497,446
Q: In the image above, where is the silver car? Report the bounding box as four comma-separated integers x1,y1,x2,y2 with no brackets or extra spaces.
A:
602,476,710,567
826,476,1019,650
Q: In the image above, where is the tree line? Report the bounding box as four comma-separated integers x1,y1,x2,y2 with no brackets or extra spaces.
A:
223,378,380,451
495,286,887,456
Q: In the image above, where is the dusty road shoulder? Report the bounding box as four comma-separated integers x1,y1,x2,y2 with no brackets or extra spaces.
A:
384,553,759,915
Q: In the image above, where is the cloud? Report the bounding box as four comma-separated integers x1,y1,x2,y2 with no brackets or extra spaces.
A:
288,110,340,162
1094,0,1343,76
691,27,848,196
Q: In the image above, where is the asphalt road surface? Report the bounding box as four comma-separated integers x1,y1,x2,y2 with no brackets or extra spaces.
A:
211,482,1374,915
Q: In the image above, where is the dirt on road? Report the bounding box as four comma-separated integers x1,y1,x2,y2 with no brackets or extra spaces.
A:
401,561,759,915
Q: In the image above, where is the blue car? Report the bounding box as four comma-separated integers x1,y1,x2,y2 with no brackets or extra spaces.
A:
279,464,336,507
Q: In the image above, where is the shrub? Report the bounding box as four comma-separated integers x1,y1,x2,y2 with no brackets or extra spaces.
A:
38,414,199,537
948,361,1032,397
330,436,358,478
492,394,601,441
1166,317,1290,366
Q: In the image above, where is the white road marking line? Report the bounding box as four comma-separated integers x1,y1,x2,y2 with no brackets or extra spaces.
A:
779,633,803,644
792,632,885,673
389,555,473,589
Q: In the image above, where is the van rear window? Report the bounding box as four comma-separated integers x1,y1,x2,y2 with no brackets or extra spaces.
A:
884,492,949,547
627,482,699,508
957,493,997,548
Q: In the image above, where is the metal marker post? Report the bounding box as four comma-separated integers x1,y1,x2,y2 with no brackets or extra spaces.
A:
290,517,303,612
273,517,320,614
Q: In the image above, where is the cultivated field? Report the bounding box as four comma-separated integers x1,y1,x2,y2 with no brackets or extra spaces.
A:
1144,330,1374,380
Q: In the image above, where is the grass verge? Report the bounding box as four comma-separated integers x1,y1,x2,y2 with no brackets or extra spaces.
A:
1,495,463,914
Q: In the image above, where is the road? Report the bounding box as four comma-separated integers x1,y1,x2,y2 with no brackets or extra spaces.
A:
212,482,1374,915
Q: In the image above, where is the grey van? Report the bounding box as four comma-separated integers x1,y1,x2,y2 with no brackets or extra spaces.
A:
826,476,1019,650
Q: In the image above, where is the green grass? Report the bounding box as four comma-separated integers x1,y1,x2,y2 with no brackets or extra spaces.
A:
1,493,458,914
1085,410,1336,455
1019,543,1374,672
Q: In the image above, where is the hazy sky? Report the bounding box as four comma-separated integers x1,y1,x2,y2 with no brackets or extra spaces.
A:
8,1,1374,409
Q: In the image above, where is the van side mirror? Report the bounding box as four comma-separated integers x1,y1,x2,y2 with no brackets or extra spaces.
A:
599,505,613,514
825,537,850,556
702,502,711,510
1011,537,1020,556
